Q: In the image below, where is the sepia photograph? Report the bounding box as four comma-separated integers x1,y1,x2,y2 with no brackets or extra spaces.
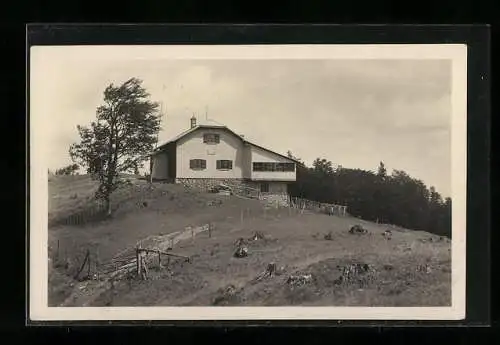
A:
29,44,467,321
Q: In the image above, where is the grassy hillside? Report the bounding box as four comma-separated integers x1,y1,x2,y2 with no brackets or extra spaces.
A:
47,175,451,307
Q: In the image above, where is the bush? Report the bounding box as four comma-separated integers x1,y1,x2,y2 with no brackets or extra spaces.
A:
55,164,80,176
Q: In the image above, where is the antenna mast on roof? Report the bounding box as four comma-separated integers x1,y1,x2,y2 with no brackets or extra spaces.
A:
204,105,223,126
156,102,164,149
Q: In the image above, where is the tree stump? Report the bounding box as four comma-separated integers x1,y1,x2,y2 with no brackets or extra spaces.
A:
324,231,333,240
266,262,276,276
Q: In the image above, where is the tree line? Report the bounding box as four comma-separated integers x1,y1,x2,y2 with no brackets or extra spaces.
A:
287,152,452,238
53,163,80,176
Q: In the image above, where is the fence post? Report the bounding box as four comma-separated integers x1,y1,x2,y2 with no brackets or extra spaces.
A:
87,251,91,278
158,250,161,268
141,251,148,280
110,279,115,306
96,246,100,280
136,247,140,277
74,249,90,280
96,249,100,281
141,253,149,280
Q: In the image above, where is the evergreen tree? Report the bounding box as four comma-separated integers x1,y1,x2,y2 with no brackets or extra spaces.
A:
288,153,451,237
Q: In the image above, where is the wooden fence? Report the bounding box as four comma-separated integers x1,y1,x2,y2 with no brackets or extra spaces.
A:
231,184,348,216
61,222,215,284
230,184,261,199
289,196,348,217
49,180,156,228
50,203,109,227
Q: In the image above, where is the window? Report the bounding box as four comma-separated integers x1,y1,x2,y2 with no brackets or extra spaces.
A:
277,163,295,172
252,162,295,172
203,133,220,144
189,159,206,170
216,160,233,170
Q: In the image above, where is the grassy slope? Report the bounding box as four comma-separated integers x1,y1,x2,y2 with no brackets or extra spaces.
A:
48,175,451,307
48,175,266,305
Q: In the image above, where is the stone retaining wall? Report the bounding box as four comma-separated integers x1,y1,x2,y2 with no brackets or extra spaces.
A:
175,178,257,193
175,178,291,207
259,193,290,207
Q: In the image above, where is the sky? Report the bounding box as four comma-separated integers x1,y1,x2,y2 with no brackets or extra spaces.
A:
31,48,452,197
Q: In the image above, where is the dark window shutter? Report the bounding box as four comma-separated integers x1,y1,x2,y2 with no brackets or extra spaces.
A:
190,159,206,169
217,160,233,170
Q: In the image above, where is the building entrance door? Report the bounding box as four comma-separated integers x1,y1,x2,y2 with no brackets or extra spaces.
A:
260,182,269,193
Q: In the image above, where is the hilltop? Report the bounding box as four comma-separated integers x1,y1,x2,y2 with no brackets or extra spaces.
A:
47,175,451,307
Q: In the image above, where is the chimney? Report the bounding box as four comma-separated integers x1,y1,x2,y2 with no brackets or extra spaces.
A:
240,134,245,139
190,115,197,129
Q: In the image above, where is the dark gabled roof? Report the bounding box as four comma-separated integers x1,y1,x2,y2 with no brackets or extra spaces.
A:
151,125,301,164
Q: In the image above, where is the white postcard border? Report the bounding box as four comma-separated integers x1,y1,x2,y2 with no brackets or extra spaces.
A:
29,44,467,321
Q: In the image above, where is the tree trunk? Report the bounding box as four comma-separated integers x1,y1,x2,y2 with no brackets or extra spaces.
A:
105,196,112,216
149,158,153,184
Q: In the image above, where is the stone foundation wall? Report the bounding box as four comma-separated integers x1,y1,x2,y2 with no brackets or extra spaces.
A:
176,178,256,193
259,193,290,208
176,178,291,207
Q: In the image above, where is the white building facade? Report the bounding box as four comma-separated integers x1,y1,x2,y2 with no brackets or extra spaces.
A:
150,118,298,195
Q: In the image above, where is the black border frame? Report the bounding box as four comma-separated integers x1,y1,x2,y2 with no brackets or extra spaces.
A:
25,24,491,327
